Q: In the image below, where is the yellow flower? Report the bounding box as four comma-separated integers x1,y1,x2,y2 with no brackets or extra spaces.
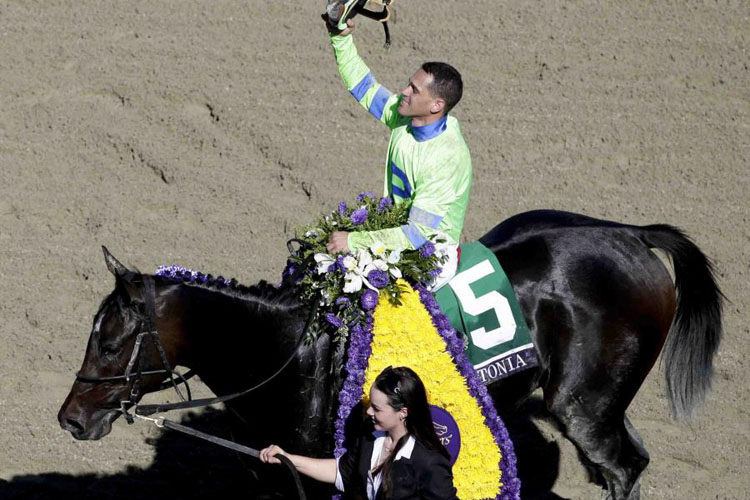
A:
364,280,502,499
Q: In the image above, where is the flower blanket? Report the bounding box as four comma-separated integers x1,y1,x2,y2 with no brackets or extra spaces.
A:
334,279,521,500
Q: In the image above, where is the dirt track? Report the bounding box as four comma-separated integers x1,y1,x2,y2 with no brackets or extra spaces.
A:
1,1,748,498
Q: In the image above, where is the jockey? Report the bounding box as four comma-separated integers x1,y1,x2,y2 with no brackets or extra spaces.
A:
325,20,473,290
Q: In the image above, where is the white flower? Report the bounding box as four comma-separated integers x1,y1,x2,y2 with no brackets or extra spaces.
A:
384,248,403,279
387,249,402,265
356,248,372,268
343,249,377,292
305,230,318,238
343,275,363,293
366,259,388,273
433,233,451,260
314,253,335,274
370,241,387,259
342,255,357,272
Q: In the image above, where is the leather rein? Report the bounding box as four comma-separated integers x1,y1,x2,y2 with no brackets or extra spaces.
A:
75,272,318,500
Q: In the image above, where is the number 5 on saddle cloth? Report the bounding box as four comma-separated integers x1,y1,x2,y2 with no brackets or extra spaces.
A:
435,242,539,385
325,0,395,48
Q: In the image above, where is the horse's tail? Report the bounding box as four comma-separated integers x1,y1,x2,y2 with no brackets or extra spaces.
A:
638,224,724,420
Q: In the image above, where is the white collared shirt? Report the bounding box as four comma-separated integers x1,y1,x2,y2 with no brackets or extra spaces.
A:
335,431,416,500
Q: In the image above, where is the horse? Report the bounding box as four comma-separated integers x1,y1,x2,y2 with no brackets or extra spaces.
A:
58,209,723,500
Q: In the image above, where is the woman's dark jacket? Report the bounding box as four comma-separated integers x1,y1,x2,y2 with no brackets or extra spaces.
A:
337,432,459,500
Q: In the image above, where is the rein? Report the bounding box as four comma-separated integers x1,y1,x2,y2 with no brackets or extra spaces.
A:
76,268,319,500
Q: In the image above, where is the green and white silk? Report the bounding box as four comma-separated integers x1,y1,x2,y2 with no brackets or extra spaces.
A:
330,34,473,253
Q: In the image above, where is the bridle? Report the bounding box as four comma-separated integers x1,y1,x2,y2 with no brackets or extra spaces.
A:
75,275,193,423
73,264,318,499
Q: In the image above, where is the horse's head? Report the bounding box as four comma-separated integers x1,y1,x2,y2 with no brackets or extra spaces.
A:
58,247,182,440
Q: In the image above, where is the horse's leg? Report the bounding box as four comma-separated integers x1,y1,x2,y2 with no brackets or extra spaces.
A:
539,290,668,499
545,386,650,500
562,415,648,497
622,415,649,500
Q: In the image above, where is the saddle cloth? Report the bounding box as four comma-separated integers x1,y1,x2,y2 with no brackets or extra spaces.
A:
434,242,538,384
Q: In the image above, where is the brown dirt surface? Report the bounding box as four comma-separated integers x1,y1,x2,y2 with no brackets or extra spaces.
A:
1,1,748,498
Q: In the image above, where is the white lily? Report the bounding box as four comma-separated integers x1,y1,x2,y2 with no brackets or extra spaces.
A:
343,275,363,293
387,249,402,265
365,258,389,273
314,253,335,274
343,249,378,292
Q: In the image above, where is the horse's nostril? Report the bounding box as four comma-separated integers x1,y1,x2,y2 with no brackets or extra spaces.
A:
62,417,85,435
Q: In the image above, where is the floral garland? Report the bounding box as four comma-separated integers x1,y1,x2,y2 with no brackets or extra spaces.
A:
286,192,449,343
333,280,521,500
413,283,520,500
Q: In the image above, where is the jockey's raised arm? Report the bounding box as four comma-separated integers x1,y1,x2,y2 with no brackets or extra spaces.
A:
330,32,403,129
326,19,472,290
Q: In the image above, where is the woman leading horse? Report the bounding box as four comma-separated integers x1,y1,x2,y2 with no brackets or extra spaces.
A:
260,366,458,500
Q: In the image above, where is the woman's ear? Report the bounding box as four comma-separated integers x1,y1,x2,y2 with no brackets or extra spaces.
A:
400,407,409,421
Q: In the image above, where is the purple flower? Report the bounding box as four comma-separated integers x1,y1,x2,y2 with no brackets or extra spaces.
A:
281,259,296,279
335,296,351,308
428,267,442,277
350,207,368,226
356,191,375,203
367,269,389,289
337,201,347,216
325,313,345,329
419,241,436,258
360,289,378,310
377,196,393,212
334,307,374,457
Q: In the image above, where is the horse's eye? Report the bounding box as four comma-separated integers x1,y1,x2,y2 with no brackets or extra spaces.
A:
101,345,122,356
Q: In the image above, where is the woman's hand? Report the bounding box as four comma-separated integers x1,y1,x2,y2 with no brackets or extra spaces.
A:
259,444,287,465
259,446,338,484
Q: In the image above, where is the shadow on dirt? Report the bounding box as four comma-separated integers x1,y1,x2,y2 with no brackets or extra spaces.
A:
0,397,567,499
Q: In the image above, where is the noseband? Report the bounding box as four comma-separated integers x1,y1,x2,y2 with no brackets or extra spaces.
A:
75,275,192,423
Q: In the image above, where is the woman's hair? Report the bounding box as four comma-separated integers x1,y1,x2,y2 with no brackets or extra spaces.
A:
371,366,450,498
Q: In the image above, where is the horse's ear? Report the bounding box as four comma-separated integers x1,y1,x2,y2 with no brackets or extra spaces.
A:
103,246,128,277
119,275,144,303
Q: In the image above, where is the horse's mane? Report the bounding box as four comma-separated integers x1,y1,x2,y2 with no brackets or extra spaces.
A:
153,265,303,314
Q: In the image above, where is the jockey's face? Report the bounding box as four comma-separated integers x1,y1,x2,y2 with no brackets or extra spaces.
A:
398,69,445,123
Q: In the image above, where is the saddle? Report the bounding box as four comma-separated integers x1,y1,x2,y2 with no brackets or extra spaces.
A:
325,0,395,48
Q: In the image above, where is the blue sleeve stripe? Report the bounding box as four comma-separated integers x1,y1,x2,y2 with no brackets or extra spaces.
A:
368,85,392,120
409,206,443,229
391,163,412,196
401,222,428,248
392,185,410,200
350,72,375,101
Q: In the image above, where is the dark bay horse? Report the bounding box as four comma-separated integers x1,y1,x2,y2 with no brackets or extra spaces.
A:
58,210,723,500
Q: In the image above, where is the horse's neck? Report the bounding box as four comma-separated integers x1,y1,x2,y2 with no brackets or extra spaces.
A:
170,284,337,453
175,286,303,394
